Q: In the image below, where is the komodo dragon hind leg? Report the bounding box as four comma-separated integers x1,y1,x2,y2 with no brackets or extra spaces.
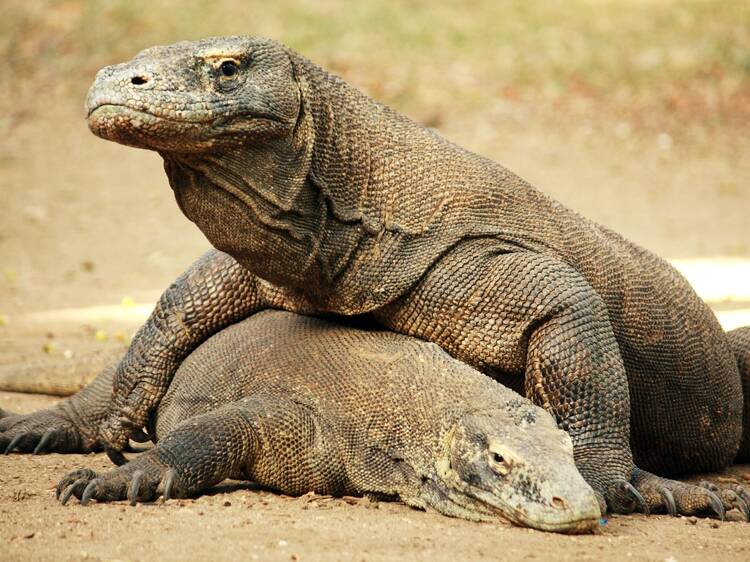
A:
622,326,750,522
1,365,117,455
58,396,345,505
727,327,750,461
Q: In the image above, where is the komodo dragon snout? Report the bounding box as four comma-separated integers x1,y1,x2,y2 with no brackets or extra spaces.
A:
438,412,600,533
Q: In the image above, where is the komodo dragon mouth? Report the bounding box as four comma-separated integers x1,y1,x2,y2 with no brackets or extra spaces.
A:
87,103,288,126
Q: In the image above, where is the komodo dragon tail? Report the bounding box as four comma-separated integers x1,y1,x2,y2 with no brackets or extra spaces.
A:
0,350,120,396
727,327,750,462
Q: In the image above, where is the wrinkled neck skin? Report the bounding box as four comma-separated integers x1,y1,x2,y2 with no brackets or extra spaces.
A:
163,52,462,313
163,124,323,289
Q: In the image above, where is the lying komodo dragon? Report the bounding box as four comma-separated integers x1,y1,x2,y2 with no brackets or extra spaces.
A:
3,36,750,519
1,311,602,534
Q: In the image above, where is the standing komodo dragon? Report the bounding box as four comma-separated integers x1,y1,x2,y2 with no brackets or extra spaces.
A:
3,37,750,519
1,311,602,534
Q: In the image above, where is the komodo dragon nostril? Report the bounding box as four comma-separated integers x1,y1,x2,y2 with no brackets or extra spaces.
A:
552,496,567,509
131,75,148,86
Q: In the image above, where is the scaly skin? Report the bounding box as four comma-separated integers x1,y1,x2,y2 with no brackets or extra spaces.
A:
77,36,748,517
728,327,750,461
35,312,605,533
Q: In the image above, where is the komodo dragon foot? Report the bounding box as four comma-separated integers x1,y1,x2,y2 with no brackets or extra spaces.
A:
630,468,750,521
57,462,182,506
1,366,120,455
1,408,95,455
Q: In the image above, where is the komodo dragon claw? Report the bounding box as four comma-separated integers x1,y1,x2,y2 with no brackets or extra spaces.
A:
81,479,101,506
32,429,56,455
707,491,725,520
700,481,750,521
613,481,649,515
162,469,177,502
128,470,145,506
734,496,750,522
730,485,750,520
658,487,677,517
4,434,23,455
106,447,129,466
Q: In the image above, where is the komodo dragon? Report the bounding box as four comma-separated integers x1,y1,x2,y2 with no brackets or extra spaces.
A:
1,311,602,534
3,36,750,519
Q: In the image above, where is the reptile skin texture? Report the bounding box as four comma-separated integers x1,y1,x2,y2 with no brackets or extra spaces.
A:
6,37,748,520
6,312,602,533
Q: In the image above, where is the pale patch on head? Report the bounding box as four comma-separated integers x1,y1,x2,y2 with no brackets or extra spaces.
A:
200,52,245,65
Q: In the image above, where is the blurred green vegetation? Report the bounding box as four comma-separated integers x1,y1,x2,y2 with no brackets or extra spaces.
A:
1,0,748,129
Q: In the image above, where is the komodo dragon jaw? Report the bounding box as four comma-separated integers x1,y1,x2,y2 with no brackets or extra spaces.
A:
432,413,600,534
86,36,299,153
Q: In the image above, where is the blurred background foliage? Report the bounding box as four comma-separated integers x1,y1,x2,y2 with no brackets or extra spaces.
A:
2,0,748,133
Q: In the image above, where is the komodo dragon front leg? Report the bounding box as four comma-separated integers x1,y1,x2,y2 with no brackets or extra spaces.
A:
93,249,316,457
375,242,737,518
57,396,343,506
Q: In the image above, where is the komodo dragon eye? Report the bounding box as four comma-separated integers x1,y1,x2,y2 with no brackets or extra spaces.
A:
489,451,511,476
220,60,239,77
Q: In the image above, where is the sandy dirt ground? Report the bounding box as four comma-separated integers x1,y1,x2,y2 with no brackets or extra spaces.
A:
1,98,749,561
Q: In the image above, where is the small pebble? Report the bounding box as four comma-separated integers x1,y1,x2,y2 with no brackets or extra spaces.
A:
223,501,231,507
687,517,697,525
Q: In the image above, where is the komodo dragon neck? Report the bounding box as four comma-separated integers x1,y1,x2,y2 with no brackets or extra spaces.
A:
160,50,522,313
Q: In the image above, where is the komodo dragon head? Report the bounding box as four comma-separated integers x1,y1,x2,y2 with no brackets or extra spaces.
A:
433,406,601,534
86,36,300,152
